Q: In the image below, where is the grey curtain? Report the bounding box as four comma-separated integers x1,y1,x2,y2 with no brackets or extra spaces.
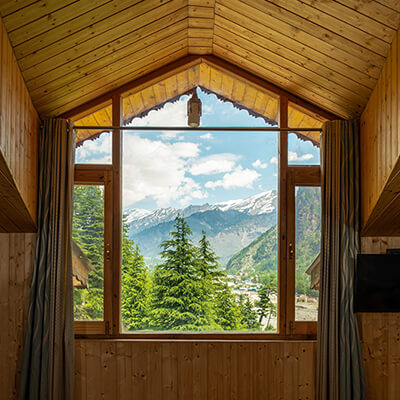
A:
19,119,75,400
316,120,366,399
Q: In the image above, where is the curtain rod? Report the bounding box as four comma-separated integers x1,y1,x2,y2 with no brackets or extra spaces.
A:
72,125,322,132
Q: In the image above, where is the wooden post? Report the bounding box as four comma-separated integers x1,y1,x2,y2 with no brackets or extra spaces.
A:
112,93,122,334
278,95,288,335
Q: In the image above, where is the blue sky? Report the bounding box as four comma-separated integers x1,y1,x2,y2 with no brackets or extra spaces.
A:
75,90,320,211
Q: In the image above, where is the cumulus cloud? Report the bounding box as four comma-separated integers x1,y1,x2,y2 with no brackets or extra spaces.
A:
288,151,313,162
75,132,112,163
205,166,260,189
189,154,239,176
269,152,313,164
127,97,188,140
252,159,267,169
122,135,207,207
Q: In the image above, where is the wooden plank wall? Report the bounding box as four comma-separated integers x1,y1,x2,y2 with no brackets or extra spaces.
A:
358,236,400,400
0,17,39,225
0,233,36,400
360,27,400,234
74,339,316,399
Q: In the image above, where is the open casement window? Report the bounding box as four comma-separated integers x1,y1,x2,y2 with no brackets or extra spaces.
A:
286,166,321,335
73,165,113,335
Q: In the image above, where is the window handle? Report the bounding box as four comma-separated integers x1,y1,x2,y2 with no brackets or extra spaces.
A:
105,243,111,262
288,242,295,260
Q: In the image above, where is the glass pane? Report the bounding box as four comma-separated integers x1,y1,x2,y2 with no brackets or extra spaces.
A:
288,133,320,165
73,103,112,164
75,131,112,164
72,185,104,321
120,91,279,332
295,187,321,321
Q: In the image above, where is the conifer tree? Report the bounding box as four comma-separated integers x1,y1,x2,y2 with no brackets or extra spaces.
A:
121,218,150,331
239,295,260,330
256,281,277,327
72,185,105,320
149,216,215,331
213,282,242,330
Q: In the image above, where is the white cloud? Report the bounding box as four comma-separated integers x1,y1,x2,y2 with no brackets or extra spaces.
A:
75,132,112,163
288,151,314,162
128,97,188,141
200,133,213,140
270,156,278,164
205,166,260,190
270,152,314,164
252,159,267,169
189,154,239,176
122,135,207,207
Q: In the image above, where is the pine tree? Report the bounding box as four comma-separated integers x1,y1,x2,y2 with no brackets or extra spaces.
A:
256,282,277,328
72,185,105,320
149,216,215,331
121,217,150,331
214,282,242,330
239,295,260,330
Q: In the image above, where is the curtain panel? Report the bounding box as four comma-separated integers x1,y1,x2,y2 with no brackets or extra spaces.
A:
19,119,75,400
316,120,366,400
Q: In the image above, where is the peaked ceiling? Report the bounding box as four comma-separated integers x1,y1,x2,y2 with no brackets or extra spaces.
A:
1,0,399,118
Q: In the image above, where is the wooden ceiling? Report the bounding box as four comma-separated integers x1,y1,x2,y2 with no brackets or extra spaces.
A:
0,0,399,119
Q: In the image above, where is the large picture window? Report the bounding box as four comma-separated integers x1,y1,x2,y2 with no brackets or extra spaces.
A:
70,80,326,338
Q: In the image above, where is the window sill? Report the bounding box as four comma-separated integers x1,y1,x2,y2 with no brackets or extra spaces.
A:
75,332,317,341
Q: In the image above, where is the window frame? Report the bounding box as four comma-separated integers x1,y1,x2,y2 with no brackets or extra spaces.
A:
71,93,325,340
286,166,321,336
73,164,114,335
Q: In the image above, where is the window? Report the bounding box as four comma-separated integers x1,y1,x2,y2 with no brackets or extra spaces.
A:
70,82,325,338
72,165,113,335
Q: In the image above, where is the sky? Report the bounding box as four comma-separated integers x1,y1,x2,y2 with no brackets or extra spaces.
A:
75,90,320,211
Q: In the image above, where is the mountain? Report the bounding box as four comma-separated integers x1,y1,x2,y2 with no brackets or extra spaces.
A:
226,187,321,279
125,191,278,266
126,190,277,234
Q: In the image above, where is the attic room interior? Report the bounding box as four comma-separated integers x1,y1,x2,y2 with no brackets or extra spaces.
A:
1,0,400,399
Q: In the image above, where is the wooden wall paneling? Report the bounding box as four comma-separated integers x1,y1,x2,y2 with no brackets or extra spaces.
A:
358,237,400,399
0,17,39,228
74,340,317,399
0,233,36,399
361,28,400,235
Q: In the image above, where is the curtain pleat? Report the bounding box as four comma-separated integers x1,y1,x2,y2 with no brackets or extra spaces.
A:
316,120,366,400
19,119,75,400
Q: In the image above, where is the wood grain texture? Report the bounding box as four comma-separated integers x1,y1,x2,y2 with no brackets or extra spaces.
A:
72,60,326,147
0,233,36,400
1,1,398,119
361,28,400,235
358,237,400,400
74,339,316,400
0,17,39,227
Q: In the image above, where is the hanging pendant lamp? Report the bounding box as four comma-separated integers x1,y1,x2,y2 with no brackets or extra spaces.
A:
187,88,202,127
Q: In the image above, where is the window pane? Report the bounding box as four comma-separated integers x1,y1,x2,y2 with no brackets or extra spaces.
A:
73,103,112,164
72,185,104,321
288,133,320,165
121,92,279,332
295,187,321,321
75,131,112,164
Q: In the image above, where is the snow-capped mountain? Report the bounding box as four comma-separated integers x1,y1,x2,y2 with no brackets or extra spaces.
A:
216,190,277,215
125,190,277,235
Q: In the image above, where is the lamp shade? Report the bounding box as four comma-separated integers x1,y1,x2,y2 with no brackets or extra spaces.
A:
187,88,202,127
